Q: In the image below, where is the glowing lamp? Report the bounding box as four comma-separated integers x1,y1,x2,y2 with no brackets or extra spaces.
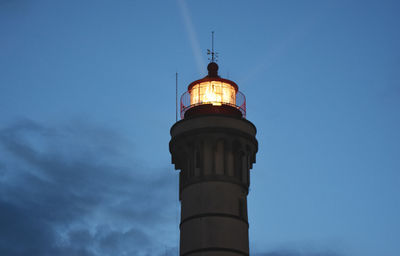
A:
181,62,246,119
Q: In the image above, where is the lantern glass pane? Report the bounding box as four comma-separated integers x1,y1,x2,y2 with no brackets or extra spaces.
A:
190,81,236,106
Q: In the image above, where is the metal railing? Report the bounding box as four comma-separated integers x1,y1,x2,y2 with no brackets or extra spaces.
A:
180,90,246,119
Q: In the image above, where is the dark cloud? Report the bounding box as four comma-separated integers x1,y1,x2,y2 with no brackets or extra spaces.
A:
0,119,179,256
254,249,344,256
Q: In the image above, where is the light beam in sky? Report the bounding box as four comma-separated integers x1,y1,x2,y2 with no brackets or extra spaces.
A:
177,0,205,74
238,2,334,86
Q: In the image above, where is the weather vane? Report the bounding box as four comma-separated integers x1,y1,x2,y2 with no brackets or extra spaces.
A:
207,31,218,62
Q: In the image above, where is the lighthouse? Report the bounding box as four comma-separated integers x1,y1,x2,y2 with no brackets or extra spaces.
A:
169,55,258,256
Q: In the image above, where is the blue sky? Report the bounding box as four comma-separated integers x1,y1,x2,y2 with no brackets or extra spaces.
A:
0,0,399,255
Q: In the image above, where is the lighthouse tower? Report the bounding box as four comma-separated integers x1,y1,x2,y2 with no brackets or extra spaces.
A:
169,59,258,256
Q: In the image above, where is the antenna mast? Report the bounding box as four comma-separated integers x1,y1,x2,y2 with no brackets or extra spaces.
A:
176,72,178,122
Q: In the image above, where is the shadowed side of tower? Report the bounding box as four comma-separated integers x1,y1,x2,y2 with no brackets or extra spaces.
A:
170,62,258,256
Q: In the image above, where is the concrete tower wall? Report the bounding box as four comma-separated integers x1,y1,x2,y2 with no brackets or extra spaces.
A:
170,115,258,256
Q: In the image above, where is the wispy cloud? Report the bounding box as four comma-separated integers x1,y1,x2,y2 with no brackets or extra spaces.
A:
0,119,178,256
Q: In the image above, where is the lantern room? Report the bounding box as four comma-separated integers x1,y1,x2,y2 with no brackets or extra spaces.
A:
181,62,246,119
